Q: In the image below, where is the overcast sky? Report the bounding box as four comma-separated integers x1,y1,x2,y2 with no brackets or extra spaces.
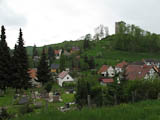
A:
0,0,160,48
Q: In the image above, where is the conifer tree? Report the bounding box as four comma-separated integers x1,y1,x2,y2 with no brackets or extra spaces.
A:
12,29,30,90
32,44,38,67
88,57,95,69
59,54,66,72
0,25,11,91
11,44,21,91
37,47,52,85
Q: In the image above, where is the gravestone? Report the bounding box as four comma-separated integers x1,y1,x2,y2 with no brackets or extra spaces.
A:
48,92,53,102
40,91,48,99
18,97,29,105
34,101,43,109
53,96,60,102
65,103,70,108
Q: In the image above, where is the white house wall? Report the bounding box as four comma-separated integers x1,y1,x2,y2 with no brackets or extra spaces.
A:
107,67,115,78
58,74,74,87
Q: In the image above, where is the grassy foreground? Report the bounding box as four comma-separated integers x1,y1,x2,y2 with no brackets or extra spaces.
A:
12,100,160,120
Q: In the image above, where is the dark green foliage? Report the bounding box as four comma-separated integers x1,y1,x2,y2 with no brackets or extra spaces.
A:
12,29,31,90
88,57,95,69
11,45,21,90
0,107,11,120
83,34,91,50
59,55,66,72
48,46,55,65
44,82,52,93
32,45,38,67
75,77,91,108
0,26,11,91
79,60,89,71
113,21,160,52
63,82,76,89
37,47,52,85
32,44,38,58
19,104,34,115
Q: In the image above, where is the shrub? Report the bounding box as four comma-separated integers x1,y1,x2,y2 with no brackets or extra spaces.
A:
19,104,33,115
63,82,76,89
0,107,11,120
44,82,53,93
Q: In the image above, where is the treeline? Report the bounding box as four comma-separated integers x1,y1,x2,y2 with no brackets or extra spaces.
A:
75,75,160,108
112,21,160,52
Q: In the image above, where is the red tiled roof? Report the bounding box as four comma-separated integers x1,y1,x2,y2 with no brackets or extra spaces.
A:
28,68,37,79
116,61,128,68
58,71,68,79
100,78,114,83
98,65,109,74
125,65,153,80
54,50,59,55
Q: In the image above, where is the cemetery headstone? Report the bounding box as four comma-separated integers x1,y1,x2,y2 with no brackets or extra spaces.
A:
18,97,29,105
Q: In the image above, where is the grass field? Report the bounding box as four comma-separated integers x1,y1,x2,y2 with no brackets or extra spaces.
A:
11,100,160,120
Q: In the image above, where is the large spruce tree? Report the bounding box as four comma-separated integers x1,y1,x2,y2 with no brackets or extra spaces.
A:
37,47,52,85
11,44,21,90
0,25,11,91
12,29,30,90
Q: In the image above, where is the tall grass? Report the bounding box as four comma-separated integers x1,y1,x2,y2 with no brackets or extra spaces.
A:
12,100,160,120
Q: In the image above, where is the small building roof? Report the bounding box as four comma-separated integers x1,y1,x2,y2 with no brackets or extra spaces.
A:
51,64,59,69
28,68,37,79
116,61,128,68
72,46,80,51
99,78,114,83
58,71,69,79
128,61,145,65
98,65,109,74
125,65,153,80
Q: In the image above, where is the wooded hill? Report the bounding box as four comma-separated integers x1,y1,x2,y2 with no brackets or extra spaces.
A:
26,21,160,68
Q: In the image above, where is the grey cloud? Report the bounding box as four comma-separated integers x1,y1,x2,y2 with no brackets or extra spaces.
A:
103,0,160,33
0,0,27,27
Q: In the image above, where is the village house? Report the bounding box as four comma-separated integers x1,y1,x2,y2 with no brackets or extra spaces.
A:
54,49,62,59
125,64,159,80
51,64,59,73
57,71,74,87
107,66,115,77
99,78,114,86
98,65,109,77
28,68,41,87
98,65,115,77
142,59,160,68
70,46,80,53
115,61,128,73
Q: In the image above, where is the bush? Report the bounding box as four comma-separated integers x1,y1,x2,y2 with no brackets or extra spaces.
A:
44,82,53,93
0,107,11,120
63,82,76,89
19,104,34,115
